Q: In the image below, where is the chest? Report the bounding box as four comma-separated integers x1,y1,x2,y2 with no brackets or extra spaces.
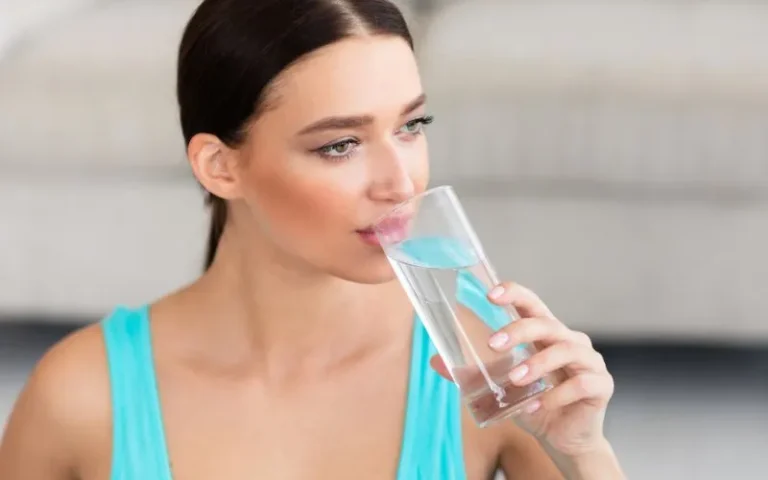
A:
142,338,438,480
80,409,498,480
81,328,501,480
160,365,409,480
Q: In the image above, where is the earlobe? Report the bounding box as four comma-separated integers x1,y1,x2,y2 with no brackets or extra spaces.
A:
187,133,241,200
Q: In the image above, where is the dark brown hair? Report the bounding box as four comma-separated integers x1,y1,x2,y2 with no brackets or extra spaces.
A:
176,0,414,270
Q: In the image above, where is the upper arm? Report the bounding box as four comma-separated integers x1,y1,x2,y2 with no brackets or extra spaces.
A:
0,325,111,480
498,422,564,480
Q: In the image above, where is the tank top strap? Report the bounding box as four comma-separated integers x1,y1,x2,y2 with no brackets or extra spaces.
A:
397,317,467,479
101,305,172,480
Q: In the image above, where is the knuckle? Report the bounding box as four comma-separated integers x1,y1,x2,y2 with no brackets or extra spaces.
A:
531,348,554,369
595,374,615,401
542,314,566,332
555,340,578,358
525,315,556,331
558,321,573,335
531,343,567,372
573,374,594,396
501,280,520,290
541,315,559,327
497,281,522,298
509,316,536,334
508,282,536,300
594,351,607,370
515,315,537,326
572,330,593,347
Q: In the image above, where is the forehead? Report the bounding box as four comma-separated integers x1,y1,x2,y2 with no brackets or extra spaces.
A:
266,36,422,121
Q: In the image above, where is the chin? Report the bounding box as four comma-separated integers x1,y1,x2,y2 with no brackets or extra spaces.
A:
332,253,399,285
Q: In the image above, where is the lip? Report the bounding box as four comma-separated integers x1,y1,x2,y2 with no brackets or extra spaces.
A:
355,229,382,246
356,214,412,247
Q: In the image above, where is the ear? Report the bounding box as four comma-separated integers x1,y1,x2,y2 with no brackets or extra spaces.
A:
187,133,242,200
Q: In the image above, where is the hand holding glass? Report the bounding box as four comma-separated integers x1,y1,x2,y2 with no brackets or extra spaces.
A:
374,185,552,427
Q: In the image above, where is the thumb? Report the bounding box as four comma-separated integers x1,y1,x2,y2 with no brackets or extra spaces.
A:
429,355,454,382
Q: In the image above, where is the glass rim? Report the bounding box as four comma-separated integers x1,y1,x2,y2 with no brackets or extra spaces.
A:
373,184,455,228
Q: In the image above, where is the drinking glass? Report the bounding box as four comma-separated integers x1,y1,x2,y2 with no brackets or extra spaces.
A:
374,185,552,427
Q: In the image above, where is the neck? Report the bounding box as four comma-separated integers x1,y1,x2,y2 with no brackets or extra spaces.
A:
178,230,413,378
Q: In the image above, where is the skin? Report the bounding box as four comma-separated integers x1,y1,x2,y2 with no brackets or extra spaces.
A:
0,35,623,479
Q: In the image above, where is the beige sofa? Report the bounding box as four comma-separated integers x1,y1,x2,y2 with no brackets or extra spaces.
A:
418,2,768,344
1,0,767,343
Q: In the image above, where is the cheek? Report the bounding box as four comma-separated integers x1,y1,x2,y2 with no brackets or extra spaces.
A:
243,160,362,238
408,139,430,193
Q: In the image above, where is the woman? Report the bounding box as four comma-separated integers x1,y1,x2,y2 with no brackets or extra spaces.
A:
0,0,624,478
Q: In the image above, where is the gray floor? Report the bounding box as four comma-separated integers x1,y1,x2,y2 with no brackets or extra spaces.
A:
1,323,767,478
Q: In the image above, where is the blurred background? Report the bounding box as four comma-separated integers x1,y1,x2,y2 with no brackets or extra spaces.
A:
1,0,767,478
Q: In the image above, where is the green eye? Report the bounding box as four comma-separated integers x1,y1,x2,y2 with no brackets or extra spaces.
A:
404,121,421,133
400,115,434,135
323,142,353,155
315,138,359,162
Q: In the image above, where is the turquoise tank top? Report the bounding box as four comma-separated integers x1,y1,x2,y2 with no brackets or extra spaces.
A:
101,305,468,479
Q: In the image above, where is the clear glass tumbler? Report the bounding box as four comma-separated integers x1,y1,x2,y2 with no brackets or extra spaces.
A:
374,185,552,427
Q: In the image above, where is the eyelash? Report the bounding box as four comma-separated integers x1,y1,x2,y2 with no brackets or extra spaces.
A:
314,115,435,162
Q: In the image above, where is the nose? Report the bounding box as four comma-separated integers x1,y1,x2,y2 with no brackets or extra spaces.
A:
368,145,416,204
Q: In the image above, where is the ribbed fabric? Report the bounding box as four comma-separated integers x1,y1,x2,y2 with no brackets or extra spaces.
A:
102,305,172,480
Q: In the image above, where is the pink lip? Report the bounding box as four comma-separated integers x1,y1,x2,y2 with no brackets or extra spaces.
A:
356,229,381,246
357,215,412,247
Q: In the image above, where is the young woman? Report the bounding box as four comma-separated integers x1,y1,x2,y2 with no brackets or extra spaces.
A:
0,0,624,478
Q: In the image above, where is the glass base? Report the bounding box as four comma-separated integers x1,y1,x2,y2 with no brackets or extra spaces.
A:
464,378,552,428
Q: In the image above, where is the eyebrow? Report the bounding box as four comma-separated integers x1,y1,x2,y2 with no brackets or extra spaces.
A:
297,93,427,136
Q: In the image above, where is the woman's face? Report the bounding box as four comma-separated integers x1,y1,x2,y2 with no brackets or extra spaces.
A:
235,35,429,283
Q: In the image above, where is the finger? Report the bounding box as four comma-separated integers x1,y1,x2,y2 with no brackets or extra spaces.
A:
537,373,615,412
509,342,607,386
429,355,453,382
488,316,576,352
487,282,553,319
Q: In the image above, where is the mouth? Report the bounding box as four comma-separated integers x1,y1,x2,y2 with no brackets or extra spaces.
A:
355,228,380,246
356,215,412,247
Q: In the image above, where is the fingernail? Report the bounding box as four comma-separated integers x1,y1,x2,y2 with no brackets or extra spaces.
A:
489,331,510,350
525,400,541,414
488,285,505,300
509,364,529,383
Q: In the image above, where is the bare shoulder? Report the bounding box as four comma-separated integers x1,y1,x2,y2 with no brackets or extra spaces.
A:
0,323,112,479
14,323,111,425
